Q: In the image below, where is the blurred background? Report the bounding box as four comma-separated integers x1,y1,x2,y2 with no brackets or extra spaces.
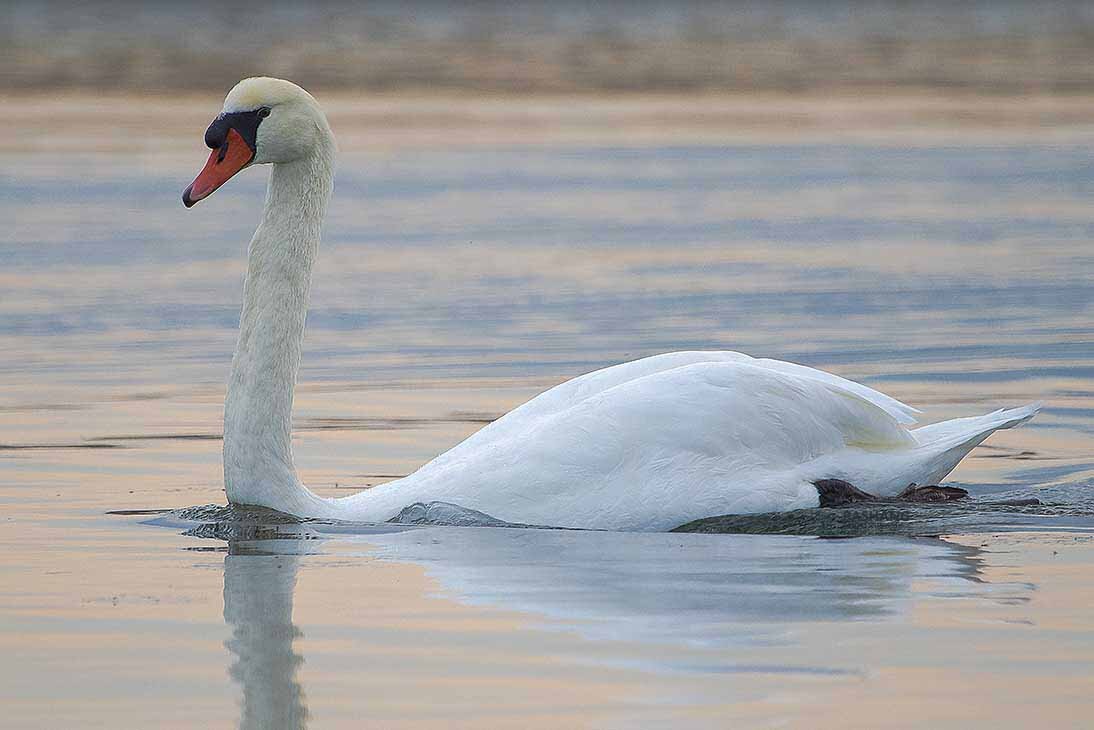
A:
5,0,1094,93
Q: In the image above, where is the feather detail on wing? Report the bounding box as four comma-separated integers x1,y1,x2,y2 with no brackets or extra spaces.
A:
746,357,921,425
423,354,917,480
497,351,919,427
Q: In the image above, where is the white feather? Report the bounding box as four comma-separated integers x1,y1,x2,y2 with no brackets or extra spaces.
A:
207,78,1041,531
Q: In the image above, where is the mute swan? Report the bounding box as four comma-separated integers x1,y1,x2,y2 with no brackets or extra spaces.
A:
183,77,1040,531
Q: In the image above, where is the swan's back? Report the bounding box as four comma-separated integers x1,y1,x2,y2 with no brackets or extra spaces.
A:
361,353,925,529
425,351,917,471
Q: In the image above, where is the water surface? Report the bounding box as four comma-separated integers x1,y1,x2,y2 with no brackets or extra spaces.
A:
0,95,1092,727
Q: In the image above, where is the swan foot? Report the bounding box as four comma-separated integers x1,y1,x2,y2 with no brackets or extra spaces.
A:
896,484,969,502
814,480,969,507
813,479,877,507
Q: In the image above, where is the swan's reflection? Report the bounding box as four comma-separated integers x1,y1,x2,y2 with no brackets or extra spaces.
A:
214,521,998,729
358,528,989,648
222,542,309,730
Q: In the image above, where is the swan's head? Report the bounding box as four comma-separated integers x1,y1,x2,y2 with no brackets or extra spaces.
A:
183,77,330,207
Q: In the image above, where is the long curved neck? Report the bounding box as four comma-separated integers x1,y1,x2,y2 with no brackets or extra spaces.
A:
223,139,336,515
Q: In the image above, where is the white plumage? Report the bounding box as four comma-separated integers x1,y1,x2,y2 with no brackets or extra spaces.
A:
339,352,1038,530
188,78,1040,531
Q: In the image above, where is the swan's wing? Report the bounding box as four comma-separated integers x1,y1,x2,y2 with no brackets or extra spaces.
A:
746,357,921,425
406,360,916,529
519,351,918,424
461,351,917,446
547,360,919,458
429,352,917,472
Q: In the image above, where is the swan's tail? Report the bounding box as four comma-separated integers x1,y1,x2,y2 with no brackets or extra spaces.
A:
909,402,1042,484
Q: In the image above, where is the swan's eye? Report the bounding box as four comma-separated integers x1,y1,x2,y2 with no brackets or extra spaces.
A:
257,107,271,119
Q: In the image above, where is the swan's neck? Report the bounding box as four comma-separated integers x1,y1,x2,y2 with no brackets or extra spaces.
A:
223,142,335,514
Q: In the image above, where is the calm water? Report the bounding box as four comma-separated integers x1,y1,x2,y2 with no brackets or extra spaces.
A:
1,96,1092,727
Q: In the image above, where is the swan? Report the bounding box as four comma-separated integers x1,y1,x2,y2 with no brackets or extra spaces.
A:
182,77,1040,531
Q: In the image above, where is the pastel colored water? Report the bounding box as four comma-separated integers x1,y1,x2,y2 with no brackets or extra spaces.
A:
1,95,1092,727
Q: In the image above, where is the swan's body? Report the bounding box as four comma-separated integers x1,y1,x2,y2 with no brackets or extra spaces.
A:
188,78,1039,531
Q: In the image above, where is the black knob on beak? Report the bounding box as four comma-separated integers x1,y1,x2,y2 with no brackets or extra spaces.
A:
204,115,230,150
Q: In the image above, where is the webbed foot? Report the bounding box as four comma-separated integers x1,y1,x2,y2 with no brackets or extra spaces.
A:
896,484,969,502
814,479,878,508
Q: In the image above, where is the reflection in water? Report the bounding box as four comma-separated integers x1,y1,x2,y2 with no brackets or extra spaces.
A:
223,544,308,730
360,528,991,649
211,519,1000,721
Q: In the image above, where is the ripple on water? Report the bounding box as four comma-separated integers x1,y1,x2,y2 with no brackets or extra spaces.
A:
142,482,1094,541
674,485,1094,536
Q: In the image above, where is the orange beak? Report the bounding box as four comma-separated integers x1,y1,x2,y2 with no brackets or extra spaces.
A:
182,128,254,207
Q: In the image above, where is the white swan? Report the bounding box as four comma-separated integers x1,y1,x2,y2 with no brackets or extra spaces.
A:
183,77,1039,531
